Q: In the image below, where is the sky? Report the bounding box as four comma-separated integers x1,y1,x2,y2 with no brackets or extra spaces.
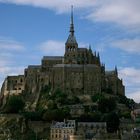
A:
0,0,140,103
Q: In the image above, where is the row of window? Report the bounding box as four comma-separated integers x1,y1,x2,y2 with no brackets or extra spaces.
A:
51,134,69,139
78,124,106,129
9,78,23,84
14,87,22,90
51,129,74,134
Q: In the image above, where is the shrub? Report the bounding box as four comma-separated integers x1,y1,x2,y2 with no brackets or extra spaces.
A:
98,98,116,113
5,95,25,113
106,112,120,133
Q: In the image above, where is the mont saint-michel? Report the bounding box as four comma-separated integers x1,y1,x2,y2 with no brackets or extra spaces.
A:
0,6,139,140
0,9,124,103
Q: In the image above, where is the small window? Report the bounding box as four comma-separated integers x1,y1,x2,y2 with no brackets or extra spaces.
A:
20,79,23,83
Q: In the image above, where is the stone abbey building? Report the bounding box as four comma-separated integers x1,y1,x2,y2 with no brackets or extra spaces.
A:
0,8,125,105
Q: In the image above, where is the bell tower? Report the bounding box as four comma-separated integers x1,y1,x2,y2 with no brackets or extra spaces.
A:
65,6,78,64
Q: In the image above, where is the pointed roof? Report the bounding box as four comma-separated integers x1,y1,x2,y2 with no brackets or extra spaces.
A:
66,6,78,46
115,65,118,75
70,5,74,35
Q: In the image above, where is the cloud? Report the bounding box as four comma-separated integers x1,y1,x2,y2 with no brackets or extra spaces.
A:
0,0,96,13
0,66,24,76
39,40,65,56
39,40,89,56
119,67,140,103
0,37,26,88
111,39,140,54
0,66,25,89
0,37,26,66
0,0,140,29
119,67,140,86
87,0,140,29
127,90,140,103
0,38,25,52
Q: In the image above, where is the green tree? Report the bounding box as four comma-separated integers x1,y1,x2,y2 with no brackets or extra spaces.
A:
118,95,135,109
79,112,101,122
43,108,70,122
106,112,120,133
47,100,58,110
120,111,131,119
98,98,116,113
91,94,104,102
22,111,42,121
67,96,80,105
5,95,25,113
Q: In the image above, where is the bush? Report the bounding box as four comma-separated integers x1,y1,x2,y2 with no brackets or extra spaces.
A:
106,112,120,133
43,108,70,122
120,111,131,119
22,111,42,121
66,96,80,105
79,112,102,122
5,95,25,113
41,84,51,94
98,98,116,113
91,94,104,102
118,95,135,109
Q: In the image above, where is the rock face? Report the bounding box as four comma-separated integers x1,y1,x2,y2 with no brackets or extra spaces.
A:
0,8,125,108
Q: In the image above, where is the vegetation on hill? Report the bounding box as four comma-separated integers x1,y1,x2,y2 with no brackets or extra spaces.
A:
0,84,136,134
4,95,25,113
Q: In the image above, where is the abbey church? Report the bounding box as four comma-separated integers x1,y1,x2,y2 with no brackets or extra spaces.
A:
0,8,125,105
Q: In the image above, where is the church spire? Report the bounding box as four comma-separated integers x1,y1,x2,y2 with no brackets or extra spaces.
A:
70,5,74,35
115,66,118,76
65,5,78,52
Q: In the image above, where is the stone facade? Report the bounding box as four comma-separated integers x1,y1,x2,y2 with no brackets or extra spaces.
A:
77,122,107,135
0,75,25,107
1,75,25,96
